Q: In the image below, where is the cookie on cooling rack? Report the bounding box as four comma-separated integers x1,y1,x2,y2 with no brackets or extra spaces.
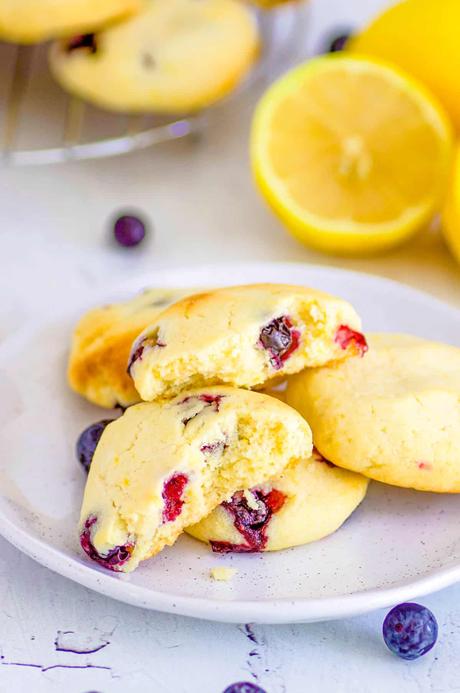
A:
49,0,260,114
0,0,140,44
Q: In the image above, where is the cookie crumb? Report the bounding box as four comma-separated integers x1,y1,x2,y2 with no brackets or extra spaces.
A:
210,567,237,582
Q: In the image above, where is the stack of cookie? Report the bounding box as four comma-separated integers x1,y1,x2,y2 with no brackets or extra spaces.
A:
69,284,370,572
70,283,460,574
1,0,263,114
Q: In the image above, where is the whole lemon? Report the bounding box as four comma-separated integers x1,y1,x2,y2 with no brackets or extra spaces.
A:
349,0,460,131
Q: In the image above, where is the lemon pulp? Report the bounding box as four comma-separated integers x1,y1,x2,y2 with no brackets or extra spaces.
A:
251,55,453,255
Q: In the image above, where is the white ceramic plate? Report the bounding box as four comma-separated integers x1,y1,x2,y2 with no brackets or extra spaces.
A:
1,262,460,624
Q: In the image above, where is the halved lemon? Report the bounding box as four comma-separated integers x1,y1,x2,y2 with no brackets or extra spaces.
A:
251,55,453,255
443,144,460,266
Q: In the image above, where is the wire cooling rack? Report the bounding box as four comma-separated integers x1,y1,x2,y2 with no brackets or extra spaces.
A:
0,3,309,166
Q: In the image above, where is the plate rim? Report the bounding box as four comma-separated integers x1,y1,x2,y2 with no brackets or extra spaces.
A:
1,260,460,624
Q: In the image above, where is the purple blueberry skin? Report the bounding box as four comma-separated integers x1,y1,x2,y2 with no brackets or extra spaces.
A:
383,603,438,660
76,420,112,473
259,317,292,355
223,684,266,693
328,33,351,52
113,214,147,247
80,516,134,571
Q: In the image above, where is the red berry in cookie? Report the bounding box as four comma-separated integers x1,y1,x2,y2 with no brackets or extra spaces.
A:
334,324,368,356
162,473,188,523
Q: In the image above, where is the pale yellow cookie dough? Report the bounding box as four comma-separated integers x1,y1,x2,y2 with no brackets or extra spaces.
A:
285,333,460,493
187,449,368,551
0,0,140,44
49,0,259,114
68,287,196,409
129,283,366,402
79,386,312,572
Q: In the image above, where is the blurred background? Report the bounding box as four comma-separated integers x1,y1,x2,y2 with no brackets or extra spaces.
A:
0,0,459,340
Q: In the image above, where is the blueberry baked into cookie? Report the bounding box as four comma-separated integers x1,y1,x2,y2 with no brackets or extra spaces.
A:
128,283,367,402
187,448,369,552
286,333,460,493
79,387,312,572
49,0,259,114
0,0,140,43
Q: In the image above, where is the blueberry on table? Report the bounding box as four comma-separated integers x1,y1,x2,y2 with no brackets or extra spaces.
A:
327,33,351,52
76,420,112,473
113,214,147,247
223,684,266,693
383,602,438,660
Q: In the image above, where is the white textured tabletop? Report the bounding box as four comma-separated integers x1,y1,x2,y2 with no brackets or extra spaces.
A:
1,0,459,691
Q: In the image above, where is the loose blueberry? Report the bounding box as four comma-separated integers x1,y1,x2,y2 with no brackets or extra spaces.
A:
258,316,300,370
113,214,146,247
80,516,135,571
162,473,189,523
211,488,286,553
383,602,438,660
76,420,112,473
334,324,368,356
66,33,97,54
223,684,266,693
327,32,351,52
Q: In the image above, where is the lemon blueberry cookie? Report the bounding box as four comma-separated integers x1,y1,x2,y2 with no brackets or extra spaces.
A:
79,386,312,572
187,448,369,552
0,0,140,44
285,333,460,493
128,283,367,402
49,0,259,114
68,287,195,409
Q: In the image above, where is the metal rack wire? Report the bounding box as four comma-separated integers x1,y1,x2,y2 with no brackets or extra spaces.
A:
0,4,309,166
